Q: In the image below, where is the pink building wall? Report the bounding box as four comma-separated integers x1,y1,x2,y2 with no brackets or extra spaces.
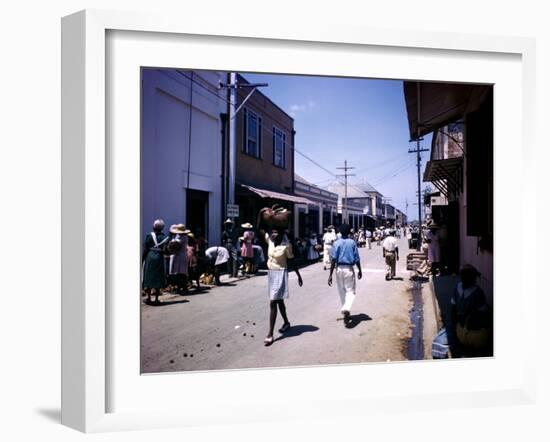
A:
458,192,493,306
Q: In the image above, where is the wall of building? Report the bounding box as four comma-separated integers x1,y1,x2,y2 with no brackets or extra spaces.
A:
236,75,294,193
457,192,493,305
141,69,225,245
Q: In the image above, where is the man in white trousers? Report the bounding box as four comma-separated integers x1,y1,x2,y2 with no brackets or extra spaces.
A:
382,229,399,280
328,223,363,325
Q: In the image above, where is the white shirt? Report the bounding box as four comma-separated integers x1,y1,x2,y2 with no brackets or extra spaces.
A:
425,230,441,262
382,236,398,252
205,246,230,265
323,231,337,245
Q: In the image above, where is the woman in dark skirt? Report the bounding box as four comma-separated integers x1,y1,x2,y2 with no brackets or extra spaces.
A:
142,219,169,305
263,227,303,346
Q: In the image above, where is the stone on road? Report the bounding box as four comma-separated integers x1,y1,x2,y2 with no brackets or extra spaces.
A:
141,236,416,373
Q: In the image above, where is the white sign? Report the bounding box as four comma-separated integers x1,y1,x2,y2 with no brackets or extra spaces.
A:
226,204,239,218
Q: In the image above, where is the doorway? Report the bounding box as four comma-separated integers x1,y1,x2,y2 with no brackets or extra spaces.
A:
186,189,209,240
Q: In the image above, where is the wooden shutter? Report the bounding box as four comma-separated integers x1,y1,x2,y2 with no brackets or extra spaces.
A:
258,116,262,158
465,90,493,243
242,108,248,153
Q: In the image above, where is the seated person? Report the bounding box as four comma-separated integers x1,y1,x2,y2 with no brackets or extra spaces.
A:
449,264,492,357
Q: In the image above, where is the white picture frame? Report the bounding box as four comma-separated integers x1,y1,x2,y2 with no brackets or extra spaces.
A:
61,9,537,433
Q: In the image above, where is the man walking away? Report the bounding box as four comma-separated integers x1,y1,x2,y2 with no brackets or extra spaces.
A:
328,223,362,325
322,226,337,270
382,229,399,280
365,228,372,249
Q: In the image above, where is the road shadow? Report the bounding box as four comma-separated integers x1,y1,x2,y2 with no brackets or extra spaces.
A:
341,313,372,329
274,324,319,342
216,282,237,287
185,286,212,295
391,277,405,281
144,299,190,307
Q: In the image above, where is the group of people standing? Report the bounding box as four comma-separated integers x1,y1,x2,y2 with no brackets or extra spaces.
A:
141,220,200,305
222,218,265,279
141,218,264,305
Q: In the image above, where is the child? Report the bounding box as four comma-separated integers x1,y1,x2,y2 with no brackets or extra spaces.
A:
328,223,363,325
449,264,492,357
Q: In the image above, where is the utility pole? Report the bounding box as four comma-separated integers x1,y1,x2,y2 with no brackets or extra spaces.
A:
409,82,429,250
220,74,268,215
336,160,355,224
409,140,429,250
227,73,238,208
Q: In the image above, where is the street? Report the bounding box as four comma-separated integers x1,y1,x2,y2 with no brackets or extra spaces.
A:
141,235,431,373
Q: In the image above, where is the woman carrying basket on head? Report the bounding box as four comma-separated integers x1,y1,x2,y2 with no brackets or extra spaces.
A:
257,206,304,346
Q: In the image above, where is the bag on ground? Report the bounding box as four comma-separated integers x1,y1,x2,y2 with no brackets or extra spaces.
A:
432,328,450,359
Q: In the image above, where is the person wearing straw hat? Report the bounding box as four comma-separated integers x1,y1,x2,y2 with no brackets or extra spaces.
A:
142,219,169,305
167,223,191,295
240,222,255,275
222,218,239,278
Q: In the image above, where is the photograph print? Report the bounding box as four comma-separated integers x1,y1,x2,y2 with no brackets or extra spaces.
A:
140,68,494,373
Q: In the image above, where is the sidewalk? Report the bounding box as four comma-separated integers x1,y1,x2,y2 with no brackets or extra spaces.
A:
430,274,458,327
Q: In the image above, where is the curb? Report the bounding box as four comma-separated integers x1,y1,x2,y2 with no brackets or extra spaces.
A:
422,276,443,359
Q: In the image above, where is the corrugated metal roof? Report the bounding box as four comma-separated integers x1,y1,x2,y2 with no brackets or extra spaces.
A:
327,182,370,199
353,180,380,194
240,184,315,205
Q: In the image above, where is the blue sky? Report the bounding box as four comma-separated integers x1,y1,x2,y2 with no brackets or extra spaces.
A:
243,72,432,219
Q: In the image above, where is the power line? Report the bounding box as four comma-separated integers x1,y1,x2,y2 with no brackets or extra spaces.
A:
371,158,416,186
336,160,356,223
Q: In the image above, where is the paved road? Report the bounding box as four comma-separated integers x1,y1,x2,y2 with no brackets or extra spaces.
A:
141,236,417,373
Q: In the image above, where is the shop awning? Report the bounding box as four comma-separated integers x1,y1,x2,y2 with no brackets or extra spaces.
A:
240,184,315,205
423,157,463,199
404,82,491,140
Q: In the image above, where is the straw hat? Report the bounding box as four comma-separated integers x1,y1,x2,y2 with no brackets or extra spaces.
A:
241,222,253,229
170,223,190,234
224,218,234,224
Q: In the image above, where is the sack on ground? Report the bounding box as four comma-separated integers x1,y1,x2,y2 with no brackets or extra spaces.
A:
432,328,450,359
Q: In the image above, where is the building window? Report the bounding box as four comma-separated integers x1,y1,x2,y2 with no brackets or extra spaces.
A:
243,108,262,158
272,127,286,168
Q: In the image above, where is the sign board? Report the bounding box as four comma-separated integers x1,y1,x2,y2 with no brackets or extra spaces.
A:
226,204,239,218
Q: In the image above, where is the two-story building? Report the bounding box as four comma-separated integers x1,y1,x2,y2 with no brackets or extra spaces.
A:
353,180,386,227
326,181,375,230
384,203,396,226
232,74,311,231
404,81,493,301
395,208,408,227
294,174,339,238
